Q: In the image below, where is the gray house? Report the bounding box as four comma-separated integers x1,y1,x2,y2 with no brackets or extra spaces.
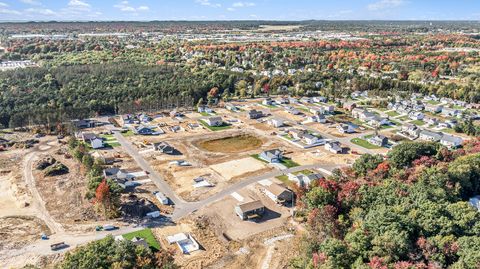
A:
235,200,265,220
153,142,175,154
259,149,283,163
248,109,264,119
367,135,388,147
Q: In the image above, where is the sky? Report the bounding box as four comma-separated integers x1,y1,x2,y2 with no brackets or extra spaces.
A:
0,0,479,21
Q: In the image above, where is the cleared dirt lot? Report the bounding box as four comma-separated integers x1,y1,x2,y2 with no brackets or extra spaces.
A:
199,186,291,241
0,216,50,250
196,134,263,153
210,157,268,181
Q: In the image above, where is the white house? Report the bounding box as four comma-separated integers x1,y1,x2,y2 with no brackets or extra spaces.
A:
263,183,293,204
409,111,425,121
262,98,275,106
337,124,355,134
203,116,223,127
288,172,323,187
90,137,104,149
268,118,284,128
303,133,324,145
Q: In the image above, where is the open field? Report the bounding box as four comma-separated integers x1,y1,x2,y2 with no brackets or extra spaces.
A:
196,134,263,153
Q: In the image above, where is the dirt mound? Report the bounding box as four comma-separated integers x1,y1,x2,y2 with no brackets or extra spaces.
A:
196,134,263,153
36,156,57,170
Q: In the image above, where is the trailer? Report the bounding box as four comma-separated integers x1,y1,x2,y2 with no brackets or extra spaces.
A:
50,242,68,251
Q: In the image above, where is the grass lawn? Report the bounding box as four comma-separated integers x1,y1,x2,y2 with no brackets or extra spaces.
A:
275,175,289,184
296,106,310,113
351,138,381,149
390,120,401,126
293,169,314,175
200,112,210,116
100,134,121,147
386,111,400,117
281,134,295,141
121,130,135,137
398,115,409,121
259,102,277,109
281,158,300,168
380,124,394,129
376,107,389,111
251,154,268,163
199,120,232,131
122,228,160,251
427,100,441,105
410,120,426,126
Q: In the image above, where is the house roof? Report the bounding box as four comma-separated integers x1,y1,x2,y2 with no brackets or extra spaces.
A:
441,134,463,144
420,130,443,140
262,149,282,158
207,116,222,122
265,183,291,197
237,200,264,213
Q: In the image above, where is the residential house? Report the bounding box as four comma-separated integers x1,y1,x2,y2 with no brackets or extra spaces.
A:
248,109,264,119
307,114,327,123
138,113,152,123
263,183,293,204
259,149,283,163
285,107,301,115
313,96,328,103
337,124,355,134
440,134,463,148
288,172,323,187
401,124,421,138
424,104,443,113
325,141,342,154
130,237,149,249
90,137,104,149
91,151,115,165
275,97,290,105
225,103,239,112
71,119,95,129
203,116,223,127
419,130,443,142
367,135,388,147
318,104,335,114
155,192,169,205
166,233,200,254
424,117,439,126
367,115,389,127
153,142,175,154
310,107,325,115
441,107,460,117
409,111,425,121
134,125,155,135
303,133,324,145
300,97,312,103
268,118,284,128
235,200,265,220
289,129,305,140
262,98,275,106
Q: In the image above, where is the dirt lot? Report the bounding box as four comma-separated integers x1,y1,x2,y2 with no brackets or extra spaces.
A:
196,134,263,153
0,216,50,250
210,157,269,181
290,148,357,166
33,147,96,226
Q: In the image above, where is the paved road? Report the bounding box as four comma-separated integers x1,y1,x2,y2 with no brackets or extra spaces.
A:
109,125,342,220
111,130,188,208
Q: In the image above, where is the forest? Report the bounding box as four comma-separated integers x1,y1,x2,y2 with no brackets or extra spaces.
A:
290,140,480,268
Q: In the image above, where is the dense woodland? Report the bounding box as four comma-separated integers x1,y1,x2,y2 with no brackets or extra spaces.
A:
290,140,480,268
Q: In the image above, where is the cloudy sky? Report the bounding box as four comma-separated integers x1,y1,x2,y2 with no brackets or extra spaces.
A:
0,0,479,21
